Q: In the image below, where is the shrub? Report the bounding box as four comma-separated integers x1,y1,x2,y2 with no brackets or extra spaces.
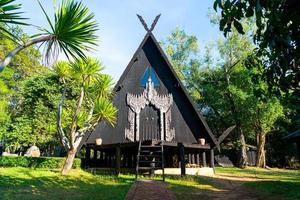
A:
0,156,81,169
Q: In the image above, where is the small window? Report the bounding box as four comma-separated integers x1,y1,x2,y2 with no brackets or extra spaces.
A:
140,66,160,87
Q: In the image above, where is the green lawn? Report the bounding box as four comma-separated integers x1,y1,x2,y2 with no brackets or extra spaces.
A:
0,167,299,200
0,167,134,200
216,167,300,200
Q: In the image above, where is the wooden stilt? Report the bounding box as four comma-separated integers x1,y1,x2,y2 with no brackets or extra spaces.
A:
192,153,195,164
85,146,91,168
210,149,215,169
178,143,186,176
297,142,300,163
196,153,200,166
202,151,206,167
188,153,191,164
115,145,121,175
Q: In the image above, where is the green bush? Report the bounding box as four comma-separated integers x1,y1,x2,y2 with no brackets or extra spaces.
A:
0,156,81,169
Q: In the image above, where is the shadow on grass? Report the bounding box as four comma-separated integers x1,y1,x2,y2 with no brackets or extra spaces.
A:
166,174,293,200
0,168,134,200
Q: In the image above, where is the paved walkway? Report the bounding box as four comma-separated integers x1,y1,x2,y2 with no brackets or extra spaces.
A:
125,179,176,200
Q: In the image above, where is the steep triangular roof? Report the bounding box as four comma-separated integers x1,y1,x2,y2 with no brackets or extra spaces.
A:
115,32,217,145
84,16,218,146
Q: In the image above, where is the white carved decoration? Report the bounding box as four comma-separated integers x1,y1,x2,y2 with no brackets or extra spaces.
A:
125,78,175,142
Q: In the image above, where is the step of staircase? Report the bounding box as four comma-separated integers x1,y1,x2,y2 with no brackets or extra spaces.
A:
136,140,165,181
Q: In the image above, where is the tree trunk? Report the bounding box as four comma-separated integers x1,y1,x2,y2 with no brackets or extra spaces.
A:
237,126,247,168
256,132,266,168
61,148,76,175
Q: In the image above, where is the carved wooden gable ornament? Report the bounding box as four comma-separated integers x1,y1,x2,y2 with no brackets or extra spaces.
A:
125,77,175,142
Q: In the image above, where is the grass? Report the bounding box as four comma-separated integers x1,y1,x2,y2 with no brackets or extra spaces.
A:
216,167,300,200
0,167,299,200
0,167,134,200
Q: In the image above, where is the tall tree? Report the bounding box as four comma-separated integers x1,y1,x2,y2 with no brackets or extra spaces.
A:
54,58,117,175
0,0,98,71
188,26,284,168
213,0,300,93
0,27,45,149
161,27,199,82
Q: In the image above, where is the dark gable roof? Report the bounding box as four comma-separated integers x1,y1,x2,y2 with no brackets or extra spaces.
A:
111,32,218,145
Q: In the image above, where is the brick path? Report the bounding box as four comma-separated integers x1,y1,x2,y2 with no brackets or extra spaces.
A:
125,179,176,200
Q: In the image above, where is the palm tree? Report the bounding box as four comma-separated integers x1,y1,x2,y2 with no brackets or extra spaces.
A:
0,0,27,40
54,58,117,175
0,0,98,72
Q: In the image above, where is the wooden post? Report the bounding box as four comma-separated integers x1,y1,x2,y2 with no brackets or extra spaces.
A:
85,146,91,168
178,143,186,176
94,149,97,160
202,151,206,167
196,153,200,166
115,145,121,175
108,152,112,167
297,141,300,163
192,153,195,164
210,149,215,169
100,151,103,167
188,153,191,164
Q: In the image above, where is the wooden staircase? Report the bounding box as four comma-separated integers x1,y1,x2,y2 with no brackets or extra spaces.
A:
136,140,165,181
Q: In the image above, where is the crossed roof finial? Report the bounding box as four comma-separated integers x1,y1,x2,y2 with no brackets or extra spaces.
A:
137,14,161,32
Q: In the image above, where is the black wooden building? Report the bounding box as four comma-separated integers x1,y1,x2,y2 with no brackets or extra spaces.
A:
82,15,220,176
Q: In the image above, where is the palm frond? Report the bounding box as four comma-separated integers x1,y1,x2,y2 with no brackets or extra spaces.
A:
0,0,28,41
92,74,114,99
93,97,117,126
40,0,98,64
53,60,71,79
70,57,103,83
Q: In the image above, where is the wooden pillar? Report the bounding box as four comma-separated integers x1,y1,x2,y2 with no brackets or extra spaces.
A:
202,151,206,167
210,149,215,169
115,145,121,175
297,141,300,163
108,152,112,167
178,143,186,176
188,153,191,164
85,146,91,168
192,153,195,164
100,151,103,167
196,153,200,166
94,150,97,160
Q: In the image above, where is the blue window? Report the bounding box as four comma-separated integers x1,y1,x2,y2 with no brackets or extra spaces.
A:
140,67,160,87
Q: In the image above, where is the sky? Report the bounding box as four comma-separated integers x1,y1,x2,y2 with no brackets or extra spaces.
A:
16,0,222,80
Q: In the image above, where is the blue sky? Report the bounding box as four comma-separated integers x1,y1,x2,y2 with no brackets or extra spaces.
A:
16,0,222,80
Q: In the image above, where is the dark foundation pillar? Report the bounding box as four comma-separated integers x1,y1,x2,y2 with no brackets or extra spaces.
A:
210,149,215,169
178,143,186,176
297,141,300,163
85,146,91,168
115,145,121,175
196,153,200,166
188,153,192,164
192,153,195,164
100,151,103,167
202,151,206,167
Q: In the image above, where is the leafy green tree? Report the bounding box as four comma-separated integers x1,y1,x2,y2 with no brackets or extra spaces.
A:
54,58,117,175
0,0,98,71
0,27,45,149
213,0,300,93
189,25,283,168
161,27,199,81
163,24,284,167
